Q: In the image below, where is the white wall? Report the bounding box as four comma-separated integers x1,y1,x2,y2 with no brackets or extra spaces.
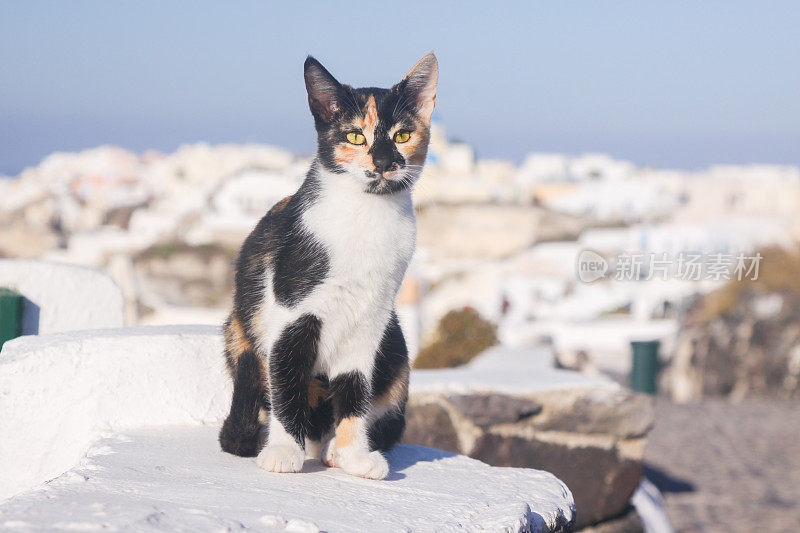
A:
0,325,230,501
0,259,125,334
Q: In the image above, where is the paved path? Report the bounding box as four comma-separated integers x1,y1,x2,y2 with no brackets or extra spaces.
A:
644,398,800,532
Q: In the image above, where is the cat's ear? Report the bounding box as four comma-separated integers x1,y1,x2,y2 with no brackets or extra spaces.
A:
304,56,342,123
399,53,438,123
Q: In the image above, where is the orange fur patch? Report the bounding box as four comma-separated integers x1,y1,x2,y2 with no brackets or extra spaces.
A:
335,417,358,448
364,95,378,133
249,304,273,394
271,195,292,214
375,364,410,409
348,94,379,148
224,316,252,366
333,142,373,169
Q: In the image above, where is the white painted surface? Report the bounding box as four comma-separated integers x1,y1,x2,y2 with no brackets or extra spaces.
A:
0,326,230,501
0,427,574,532
0,326,575,530
633,478,675,533
0,259,125,334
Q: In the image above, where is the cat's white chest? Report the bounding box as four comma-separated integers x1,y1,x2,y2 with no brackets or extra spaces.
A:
303,187,416,292
298,181,415,369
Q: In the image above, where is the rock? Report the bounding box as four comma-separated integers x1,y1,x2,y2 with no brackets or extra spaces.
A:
529,389,653,439
0,427,576,532
405,347,654,529
416,204,586,260
446,393,542,427
666,288,800,401
132,240,236,308
577,506,643,533
470,433,643,529
403,400,461,451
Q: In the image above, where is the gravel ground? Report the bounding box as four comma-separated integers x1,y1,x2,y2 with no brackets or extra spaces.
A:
644,398,800,532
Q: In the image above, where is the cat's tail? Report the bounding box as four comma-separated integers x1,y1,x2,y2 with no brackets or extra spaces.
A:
219,349,267,457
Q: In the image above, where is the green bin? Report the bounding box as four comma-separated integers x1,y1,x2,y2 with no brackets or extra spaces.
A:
630,340,660,394
0,288,23,351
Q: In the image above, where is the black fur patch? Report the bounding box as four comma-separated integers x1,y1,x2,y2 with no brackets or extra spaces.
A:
330,371,370,419
269,314,322,447
371,311,409,400
368,405,407,452
363,175,416,196
272,174,328,307
219,349,268,457
232,171,329,314
272,228,328,308
307,387,334,443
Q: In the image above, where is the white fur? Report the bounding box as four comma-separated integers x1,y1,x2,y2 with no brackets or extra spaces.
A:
336,448,389,480
321,438,336,467
330,415,390,480
256,167,416,478
257,413,305,473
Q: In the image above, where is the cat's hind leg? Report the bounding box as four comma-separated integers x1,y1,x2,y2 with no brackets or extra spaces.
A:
219,317,269,457
368,404,407,452
368,312,410,453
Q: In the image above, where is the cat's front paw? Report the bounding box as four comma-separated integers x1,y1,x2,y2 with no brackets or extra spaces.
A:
335,447,389,480
321,439,336,467
256,445,304,473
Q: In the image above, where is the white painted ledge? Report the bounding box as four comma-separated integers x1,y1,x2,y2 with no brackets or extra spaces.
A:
0,326,229,501
0,427,575,532
0,326,575,531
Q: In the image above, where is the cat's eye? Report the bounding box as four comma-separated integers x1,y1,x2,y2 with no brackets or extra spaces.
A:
346,132,366,145
393,131,411,144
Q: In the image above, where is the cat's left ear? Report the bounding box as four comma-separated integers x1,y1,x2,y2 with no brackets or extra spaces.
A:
304,56,342,123
398,53,438,123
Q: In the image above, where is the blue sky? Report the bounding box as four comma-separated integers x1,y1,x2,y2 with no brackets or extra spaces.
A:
1,1,798,175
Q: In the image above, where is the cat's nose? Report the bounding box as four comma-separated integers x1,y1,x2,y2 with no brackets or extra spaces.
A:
372,156,395,174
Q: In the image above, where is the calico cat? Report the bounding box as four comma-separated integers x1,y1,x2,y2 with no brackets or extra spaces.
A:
218,53,437,480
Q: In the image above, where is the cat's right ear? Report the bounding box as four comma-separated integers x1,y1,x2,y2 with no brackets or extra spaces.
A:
304,56,342,123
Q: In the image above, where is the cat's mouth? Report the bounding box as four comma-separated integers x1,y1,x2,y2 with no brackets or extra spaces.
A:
365,171,413,194
364,172,412,195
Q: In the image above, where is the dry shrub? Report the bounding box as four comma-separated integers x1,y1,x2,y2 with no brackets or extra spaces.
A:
699,245,800,322
413,307,498,369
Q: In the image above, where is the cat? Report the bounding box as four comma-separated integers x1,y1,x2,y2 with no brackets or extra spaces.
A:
218,53,437,480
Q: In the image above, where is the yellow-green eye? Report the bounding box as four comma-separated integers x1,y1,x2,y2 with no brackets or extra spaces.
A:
393,131,411,144
346,132,366,145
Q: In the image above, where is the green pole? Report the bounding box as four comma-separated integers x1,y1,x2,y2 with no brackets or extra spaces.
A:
630,340,660,394
0,288,24,351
